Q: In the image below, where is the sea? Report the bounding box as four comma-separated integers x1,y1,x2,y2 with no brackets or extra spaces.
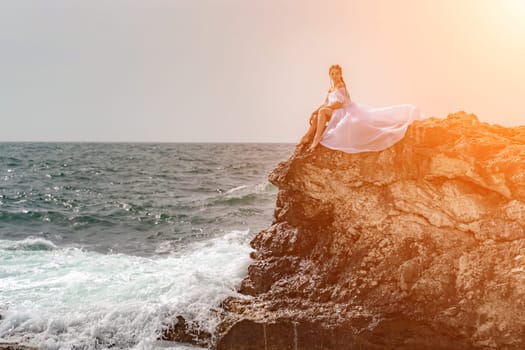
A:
0,143,294,350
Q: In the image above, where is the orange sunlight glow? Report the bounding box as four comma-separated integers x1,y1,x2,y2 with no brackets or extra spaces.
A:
427,0,525,126
476,0,525,46
501,0,525,18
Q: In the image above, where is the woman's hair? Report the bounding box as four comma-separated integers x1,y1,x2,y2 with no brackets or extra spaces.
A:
329,64,342,73
329,64,346,88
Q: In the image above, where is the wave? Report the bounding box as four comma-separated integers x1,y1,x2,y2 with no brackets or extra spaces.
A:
212,193,258,206
224,185,249,194
0,156,22,167
0,230,253,349
0,210,60,223
0,237,58,251
0,210,116,229
210,183,275,207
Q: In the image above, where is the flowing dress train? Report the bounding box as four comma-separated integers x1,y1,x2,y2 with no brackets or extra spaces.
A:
319,87,424,153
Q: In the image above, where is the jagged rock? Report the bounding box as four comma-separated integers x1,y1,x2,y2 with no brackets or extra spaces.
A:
162,315,212,347
215,112,525,349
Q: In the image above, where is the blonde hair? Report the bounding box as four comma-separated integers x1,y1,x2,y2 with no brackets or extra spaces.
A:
329,64,347,88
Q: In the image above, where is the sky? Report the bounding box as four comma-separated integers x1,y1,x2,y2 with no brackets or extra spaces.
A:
1,0,525,142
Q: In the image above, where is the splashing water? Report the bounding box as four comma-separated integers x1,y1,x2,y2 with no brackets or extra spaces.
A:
0,231,253,349
0,143,294,349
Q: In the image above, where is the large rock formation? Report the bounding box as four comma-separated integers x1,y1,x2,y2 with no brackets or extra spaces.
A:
212,112,525,350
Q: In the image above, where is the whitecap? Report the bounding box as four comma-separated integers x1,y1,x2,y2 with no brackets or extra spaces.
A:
0,230,254,349
0,237,58,251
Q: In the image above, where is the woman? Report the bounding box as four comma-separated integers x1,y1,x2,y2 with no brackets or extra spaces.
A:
300,65,423,153
300,64,350,151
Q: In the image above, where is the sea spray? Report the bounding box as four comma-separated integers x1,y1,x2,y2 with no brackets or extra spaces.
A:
0,230,253,349
0,143,294,349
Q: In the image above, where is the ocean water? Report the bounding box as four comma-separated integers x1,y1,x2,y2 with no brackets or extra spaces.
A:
0,143,294,350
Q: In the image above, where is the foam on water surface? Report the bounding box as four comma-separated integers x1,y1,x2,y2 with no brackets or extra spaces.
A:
0,231,254,349
0,143,295,349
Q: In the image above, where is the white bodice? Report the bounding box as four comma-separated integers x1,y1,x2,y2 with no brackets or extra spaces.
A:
324,87,351,106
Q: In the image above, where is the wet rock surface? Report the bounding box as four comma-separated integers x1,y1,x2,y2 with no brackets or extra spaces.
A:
162,315,212,347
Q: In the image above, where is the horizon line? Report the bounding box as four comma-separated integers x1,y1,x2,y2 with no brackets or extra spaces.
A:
0,140,296,144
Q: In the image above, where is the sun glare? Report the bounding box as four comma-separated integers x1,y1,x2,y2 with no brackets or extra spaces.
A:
501,0,525,19
474,0,525,52
477,0,525,31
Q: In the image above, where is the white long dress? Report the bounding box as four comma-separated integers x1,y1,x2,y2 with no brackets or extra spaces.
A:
319,87,424,153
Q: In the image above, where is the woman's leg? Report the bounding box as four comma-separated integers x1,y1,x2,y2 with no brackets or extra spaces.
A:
299,112,318,145
309,108,331,150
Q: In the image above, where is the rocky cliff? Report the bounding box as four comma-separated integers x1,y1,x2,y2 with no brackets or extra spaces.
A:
174,112,525,349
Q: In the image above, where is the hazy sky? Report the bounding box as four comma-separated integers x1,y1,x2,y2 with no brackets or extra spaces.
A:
2,0,525,142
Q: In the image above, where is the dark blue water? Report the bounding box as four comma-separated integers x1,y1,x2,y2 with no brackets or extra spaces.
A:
0,143,293,255
0,143,294,349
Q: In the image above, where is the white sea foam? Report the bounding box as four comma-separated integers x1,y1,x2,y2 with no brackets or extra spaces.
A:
1,237,58,251
0,230,254,349
224,185,249,194
221,183,275,201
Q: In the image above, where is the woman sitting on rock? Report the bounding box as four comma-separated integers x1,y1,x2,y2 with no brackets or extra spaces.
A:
300,65,424,153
